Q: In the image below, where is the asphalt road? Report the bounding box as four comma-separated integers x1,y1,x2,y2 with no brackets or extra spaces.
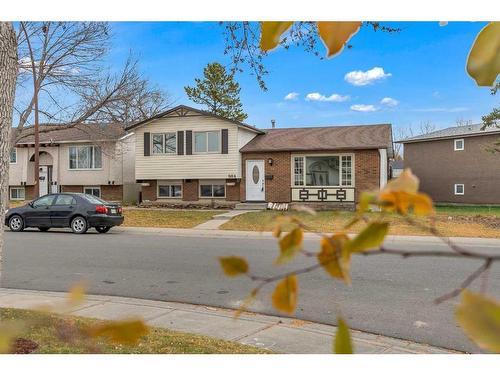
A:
3,228,500,353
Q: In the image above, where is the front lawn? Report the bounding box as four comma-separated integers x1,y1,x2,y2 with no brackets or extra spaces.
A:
0,308,268,354
220,207,500,238
123,208,223,228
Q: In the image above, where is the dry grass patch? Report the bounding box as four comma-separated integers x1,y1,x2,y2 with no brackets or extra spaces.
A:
220,208,500,238
123,209,223,228
0,308,269,354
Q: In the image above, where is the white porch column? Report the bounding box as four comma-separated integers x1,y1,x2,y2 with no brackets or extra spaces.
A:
378,148,388,189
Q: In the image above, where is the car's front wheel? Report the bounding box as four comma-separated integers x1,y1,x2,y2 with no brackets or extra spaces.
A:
95,226,111,233
70,216,88,234
8,215,24,232
38,227,51,232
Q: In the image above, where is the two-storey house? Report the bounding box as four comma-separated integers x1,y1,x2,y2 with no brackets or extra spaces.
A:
399,124,500,204
9,123,139,202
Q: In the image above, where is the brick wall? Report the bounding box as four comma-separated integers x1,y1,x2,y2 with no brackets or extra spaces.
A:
226,179,240,201
61,185,83,193
141,180,157,201
101,185,123,202
241,150,381,203
182,179,199,201
354,150,380,200
241,152,292,203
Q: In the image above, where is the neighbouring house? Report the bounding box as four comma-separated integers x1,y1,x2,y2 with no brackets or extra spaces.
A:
127,104,394,208
398,123,500,204
8,123,139,203
389,159,404,179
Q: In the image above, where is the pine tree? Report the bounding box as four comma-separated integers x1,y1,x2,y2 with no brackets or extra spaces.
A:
184,62,248,122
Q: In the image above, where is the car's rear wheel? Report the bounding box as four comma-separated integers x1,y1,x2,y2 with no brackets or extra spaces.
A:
70,216,88,234
38,227,50,232
9,215,24,232
95,226,111,233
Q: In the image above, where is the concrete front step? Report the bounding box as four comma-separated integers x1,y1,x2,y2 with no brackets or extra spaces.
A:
234,202,267,210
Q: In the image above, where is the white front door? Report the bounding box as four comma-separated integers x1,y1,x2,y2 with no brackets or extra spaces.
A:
246,160,265,201
39,166,49,196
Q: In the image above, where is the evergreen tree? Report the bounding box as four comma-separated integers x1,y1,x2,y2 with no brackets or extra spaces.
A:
184,62,248,122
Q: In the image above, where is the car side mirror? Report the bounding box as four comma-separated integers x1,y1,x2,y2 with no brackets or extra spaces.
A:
28,202,34,208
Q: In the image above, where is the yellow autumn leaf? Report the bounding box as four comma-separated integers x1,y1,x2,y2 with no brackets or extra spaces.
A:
276,227,303,264
334,318,353,354
382,168,419,194
357,191,376,213
260,21,294,51
409,192,434,216
379,190,434,216
456,290,500,353
272,275,298,314
219,256,249,276
317,21,361,58
68,281,87,306
345,221,389,253
234,288,258,319
466,22,500,87
317,234,351,283
273,223,282,238
87,319,149,345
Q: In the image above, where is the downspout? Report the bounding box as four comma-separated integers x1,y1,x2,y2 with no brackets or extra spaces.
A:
378,148,388,189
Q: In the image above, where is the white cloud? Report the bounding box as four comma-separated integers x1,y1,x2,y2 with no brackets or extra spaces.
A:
380,97,399,107
350,104,377,112
305,92,350,102
344,67,391,86
284,92,299,101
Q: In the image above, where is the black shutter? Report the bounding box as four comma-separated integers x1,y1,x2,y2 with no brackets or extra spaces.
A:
144,132,150,156
186,130,192,155
221,129,228,154
177,131,184,155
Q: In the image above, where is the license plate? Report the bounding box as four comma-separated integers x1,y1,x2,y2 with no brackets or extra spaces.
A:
110,208,117,214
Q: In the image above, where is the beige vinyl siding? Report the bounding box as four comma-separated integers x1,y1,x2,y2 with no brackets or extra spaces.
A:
135,114,258,180
8,147,27,185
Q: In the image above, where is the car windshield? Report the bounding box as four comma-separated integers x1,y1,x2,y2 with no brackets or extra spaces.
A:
81,194,108,205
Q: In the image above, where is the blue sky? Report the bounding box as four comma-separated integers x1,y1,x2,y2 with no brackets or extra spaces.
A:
107,22,497,134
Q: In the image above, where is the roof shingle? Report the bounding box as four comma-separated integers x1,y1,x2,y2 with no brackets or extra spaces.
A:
240,124,393,156
398,123,500,143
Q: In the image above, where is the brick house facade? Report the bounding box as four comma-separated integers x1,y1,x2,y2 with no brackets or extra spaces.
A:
127,105,393,208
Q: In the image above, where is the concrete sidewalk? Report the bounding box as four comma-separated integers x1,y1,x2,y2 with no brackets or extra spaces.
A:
0,288,460,354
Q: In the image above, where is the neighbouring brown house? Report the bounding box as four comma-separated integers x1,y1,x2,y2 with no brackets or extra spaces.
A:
398,124,500,204
127,104,394,208
8,123,139,202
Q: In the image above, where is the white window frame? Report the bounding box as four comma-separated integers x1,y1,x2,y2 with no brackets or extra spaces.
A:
199,180,226,198
454,138,464,151
9,148,17,164
69,145,103,170
291,153,355,188
152,132,177,155
157,182,183,199
454,184,465,195
9,187,25,201
84,186,101,197
193,130,221,154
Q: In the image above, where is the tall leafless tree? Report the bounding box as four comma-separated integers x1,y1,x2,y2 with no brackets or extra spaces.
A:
0,22,19,287
14,22,173,197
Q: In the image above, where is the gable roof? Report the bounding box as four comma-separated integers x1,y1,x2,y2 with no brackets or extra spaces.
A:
124,104,264,134
398,123,500,144
240,124,393,157
13,123,126,145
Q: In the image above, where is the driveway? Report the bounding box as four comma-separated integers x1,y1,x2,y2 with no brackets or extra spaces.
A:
2,228,499,352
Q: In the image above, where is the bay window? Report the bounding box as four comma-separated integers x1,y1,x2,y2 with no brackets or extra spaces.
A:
293,155,353,187
69,145,102,169
152,133,176,154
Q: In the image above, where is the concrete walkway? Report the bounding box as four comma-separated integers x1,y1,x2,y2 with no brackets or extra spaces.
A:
194,210,253,230
0,288,460,354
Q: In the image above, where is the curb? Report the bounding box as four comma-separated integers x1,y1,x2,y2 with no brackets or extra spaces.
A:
0,288,461,354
